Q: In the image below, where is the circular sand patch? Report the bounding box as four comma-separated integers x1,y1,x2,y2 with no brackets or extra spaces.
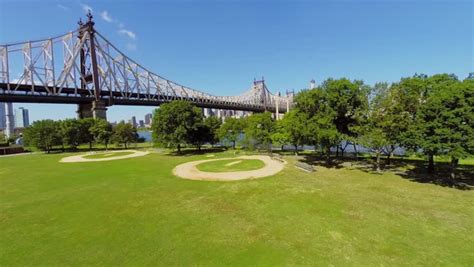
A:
173,155,285,181
60,150,149,163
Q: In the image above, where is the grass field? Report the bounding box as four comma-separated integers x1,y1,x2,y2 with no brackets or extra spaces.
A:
1,150,473,265
196,158,265,172
82,151,135,159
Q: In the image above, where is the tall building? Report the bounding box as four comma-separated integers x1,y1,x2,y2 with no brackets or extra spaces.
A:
0,102,5,130
144,113,152,125
139,120,145,128
4,103,14,137
130,116,137,128
14,107,30,128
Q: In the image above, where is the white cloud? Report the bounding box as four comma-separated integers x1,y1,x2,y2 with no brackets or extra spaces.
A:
100,10,113,22
119,29,136,39
57,4,69,10
80,3,93,14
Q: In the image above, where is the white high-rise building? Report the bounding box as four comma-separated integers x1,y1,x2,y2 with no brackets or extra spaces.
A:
14,107,30,128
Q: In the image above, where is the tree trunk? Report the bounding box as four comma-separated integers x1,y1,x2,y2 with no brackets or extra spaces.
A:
340,146,344,158
427,153,434,174
386,145,395,165
336,145,339,158
376,151,381,172
105,143,108,151
294,144,298,155
177,143,181,153
232,141,236,149
325,145,331,165
353,143,358,161
89,141,92,151
450,157,458,180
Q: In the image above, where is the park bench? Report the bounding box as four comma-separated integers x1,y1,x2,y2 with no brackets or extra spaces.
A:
295,162,315,172
271,154,285,163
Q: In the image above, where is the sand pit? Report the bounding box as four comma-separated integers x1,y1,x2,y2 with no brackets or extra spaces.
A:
173,155,285,181
60,150,149,163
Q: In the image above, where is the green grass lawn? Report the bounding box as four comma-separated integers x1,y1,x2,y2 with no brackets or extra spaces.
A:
0,151,473,266
82,151,135,159
196,159,265,172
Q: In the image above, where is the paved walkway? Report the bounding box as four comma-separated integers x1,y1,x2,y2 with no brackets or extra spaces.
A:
60,150,149,163
173,155,285,181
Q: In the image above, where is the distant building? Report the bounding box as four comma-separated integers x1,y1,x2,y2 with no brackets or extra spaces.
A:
144,113,152,125
14,107,29,128
129,116,137,128
0,102,5,130
139,120,145,128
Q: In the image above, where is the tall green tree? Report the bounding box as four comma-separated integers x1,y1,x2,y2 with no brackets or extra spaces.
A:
152,100,203,152
203,116,222,146
295,86,340,164
244,112,275,150
59,119,82,150
79,117,96,150
322,78,369,139
273,109,308,153
112,121,138,148
218,117,245,149
414,75,473,179
23,120,61,153
90,119,113,150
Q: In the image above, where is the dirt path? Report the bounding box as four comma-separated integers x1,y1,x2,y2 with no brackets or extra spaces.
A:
60,150,149,163
173,155,285,181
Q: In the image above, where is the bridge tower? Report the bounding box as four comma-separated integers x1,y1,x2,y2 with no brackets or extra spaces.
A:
76,11,107,120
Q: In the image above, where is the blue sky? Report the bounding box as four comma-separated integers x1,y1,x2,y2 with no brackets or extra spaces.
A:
0,0,472,123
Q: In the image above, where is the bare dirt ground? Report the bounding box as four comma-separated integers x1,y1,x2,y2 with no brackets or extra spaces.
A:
173,155,285,181
60,150,149,163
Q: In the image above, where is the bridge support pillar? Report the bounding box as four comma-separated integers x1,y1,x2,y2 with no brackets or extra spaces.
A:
77,101,107,120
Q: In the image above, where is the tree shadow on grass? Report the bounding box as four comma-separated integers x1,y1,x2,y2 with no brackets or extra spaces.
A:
167,147,227,157
296,152,474,190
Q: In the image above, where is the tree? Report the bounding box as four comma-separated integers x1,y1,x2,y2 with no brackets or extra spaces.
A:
112,121,138,148
322,78,369,156
59,119,82,150
295,86,340,164
415,75,473,179
23,120,61,153
79,118,96,150
203,116,222,146
244,112,275,150
218,117,245,149
273,109,307,153
152,100,202,152
90,119,113,150
400,74,459,173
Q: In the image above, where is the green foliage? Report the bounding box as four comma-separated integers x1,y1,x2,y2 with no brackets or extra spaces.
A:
218,117,245,148
79,117,96,149
203,116,222,145
273,109,307,151
90,119,113,149
59,119,82,150
152,100,203,151
244,112,275,150
112,121,138,148
23,120,61,153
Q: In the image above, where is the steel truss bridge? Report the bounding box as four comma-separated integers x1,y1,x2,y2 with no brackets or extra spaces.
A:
0,12,294,119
